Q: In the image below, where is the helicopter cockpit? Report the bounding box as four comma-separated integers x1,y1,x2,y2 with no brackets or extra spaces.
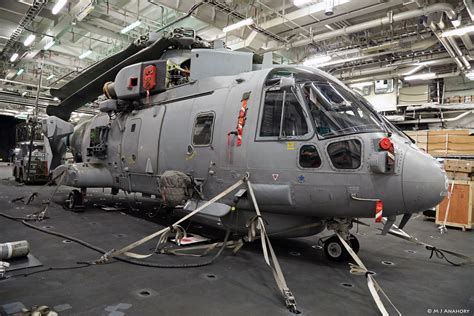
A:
264,67,401,141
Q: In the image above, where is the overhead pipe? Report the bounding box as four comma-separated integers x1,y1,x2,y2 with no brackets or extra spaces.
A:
464,0,474,21
267,3,457,52
344,70,460,84
430,16,471,70
396,110,474,125
337,66,398,80
447,37,471,68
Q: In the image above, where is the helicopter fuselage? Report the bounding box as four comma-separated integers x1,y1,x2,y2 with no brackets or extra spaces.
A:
53,66,448,237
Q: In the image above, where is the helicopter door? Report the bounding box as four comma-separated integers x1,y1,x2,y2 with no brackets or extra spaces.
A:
185,89,227,197
122,118,141,172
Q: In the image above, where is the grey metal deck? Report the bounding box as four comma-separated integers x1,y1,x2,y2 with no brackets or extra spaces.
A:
0,164,473,316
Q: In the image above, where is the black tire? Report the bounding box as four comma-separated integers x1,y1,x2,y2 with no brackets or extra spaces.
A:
348,234,360,254
324,234,360,261
66,190,83,210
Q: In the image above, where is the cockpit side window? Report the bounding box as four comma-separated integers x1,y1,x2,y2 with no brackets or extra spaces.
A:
259,89,308,138
299,145,321,168
327,139,361,169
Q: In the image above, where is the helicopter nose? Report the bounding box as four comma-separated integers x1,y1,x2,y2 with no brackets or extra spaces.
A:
402,148,448,213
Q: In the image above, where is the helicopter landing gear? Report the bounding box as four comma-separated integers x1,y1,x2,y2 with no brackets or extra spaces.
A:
323,234,359,261
65,189,84,211
323,218,359,261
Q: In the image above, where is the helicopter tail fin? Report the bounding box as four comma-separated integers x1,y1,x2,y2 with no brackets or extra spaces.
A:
42,116,74,171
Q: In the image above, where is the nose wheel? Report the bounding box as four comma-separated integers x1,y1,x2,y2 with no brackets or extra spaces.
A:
65,189,84,211
323,234,359,262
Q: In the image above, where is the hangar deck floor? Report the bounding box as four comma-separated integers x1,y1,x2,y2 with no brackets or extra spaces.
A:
0,164,473,316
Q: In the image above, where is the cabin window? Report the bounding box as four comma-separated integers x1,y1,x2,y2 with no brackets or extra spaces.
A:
327,139,361,169
131,124,136,132
193,113,214,146
299,145,321,168
260,90,308,137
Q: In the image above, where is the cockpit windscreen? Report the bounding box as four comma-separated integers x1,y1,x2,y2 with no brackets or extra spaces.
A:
302,82,385,138
266,67,388,139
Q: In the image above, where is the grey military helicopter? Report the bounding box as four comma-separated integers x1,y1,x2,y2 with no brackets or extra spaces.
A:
43,27,448,264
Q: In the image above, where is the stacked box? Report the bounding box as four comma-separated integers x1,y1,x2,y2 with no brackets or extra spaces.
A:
428,130,474,157
436,181,474,230
446,171,471,181
404,130,428,151
449,96,462,103
444,159,474,172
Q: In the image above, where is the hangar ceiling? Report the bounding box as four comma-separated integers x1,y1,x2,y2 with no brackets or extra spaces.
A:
0,0,472,119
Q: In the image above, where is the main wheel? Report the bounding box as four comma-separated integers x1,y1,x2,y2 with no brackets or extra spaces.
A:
323,234,359,261
66,190,83,210
348,234,360,254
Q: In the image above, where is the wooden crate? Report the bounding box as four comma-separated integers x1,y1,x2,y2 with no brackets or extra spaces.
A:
428,129,474,157
405,130,428,151
446,171,471,181
444,159,474,173
436,180,474,230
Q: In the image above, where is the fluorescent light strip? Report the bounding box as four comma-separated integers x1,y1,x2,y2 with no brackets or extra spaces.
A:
294,0,350,14
404,73,436,81
10,53,19,62
16,69,24,76
120,20,141,34
303,55,332,66
349,81,373,89
293,0,313,6
46,74,55,80
79,50,92,59
24,34,35,47
44,40,55,50
442,25,474,37
223,18,254,33
52,0,67,15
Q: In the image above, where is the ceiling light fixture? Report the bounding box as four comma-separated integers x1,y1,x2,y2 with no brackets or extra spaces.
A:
120,20,141,34
293,0,313,6
10,53,19,62
404,73,436,81
222,18,254,33
294,0,350,12
21,91,27,97
465,71,474,80
44,40,55,50
303,55,332,66
451,18,462,28
24,34,35,47
79,50,92,59
442,25,474,37
349,81,373,89
46,74,55,80
53,97,60,101
52,0,67,15
16,68,24,76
